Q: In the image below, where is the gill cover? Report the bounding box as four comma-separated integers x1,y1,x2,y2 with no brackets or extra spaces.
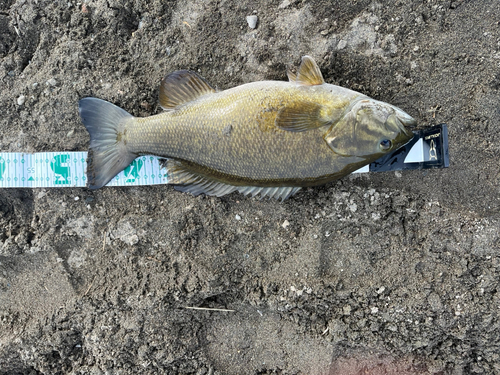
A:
324,99,415,158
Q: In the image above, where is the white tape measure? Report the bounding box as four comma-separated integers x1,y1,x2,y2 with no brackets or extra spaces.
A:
0,152,168,188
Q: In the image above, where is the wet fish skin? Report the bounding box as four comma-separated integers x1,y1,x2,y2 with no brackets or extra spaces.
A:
79,56,415,199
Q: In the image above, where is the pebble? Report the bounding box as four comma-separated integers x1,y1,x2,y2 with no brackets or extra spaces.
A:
235,214,241,221
46,78,58,86
370,306,379,314
278,0,291,8
246,15,258,29
282,220,290,229
17,95,26,105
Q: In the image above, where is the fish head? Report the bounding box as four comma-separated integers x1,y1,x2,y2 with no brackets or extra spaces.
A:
324,98,415,159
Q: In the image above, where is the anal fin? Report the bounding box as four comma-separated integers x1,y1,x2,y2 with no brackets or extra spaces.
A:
237,186,301,201
166,160,301,200
166,160,237,197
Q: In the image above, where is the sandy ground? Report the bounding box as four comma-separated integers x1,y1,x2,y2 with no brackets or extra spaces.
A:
1,0,500,374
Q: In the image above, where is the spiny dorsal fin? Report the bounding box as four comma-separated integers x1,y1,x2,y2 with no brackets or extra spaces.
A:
159,70,215,110
275,101,330,132
165,159,301,200
294,55,325,86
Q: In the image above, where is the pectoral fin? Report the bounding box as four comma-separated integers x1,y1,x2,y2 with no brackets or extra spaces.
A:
159,70,215,110
275,101,331,132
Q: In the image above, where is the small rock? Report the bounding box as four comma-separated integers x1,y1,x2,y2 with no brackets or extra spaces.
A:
337,40,347,50
376,286,386,294
17,95,25,105
427,292,443,311
235,214,241,221
246,15,258,29
278,0,291,8
370,306,379,314
343,305,351,315
126,235,139,246
46,78,58,86
282,220,290,229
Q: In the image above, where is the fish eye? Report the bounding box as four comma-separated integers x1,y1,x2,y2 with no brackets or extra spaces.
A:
380,139,392,150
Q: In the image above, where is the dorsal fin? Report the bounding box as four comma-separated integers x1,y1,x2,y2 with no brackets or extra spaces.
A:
294,56,325,86
159,70,215,110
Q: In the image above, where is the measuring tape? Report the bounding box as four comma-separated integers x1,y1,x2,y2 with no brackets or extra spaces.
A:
0,125,448,189
0,152,167,188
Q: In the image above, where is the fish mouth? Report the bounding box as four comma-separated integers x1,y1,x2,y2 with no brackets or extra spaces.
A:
397,116,415,140
393,107,416,135
386,112,416,148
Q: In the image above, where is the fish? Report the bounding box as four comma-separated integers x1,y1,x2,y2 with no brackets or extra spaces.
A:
79,55,415,200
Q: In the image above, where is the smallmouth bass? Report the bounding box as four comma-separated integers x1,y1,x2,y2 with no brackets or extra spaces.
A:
79,56,415,200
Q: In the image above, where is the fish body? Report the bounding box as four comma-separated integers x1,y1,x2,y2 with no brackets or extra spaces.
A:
80,56,415,199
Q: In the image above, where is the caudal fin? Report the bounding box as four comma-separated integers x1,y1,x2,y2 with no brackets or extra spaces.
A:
79,98,137,189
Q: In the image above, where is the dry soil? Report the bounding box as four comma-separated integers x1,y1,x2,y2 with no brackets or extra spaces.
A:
1,0,500,374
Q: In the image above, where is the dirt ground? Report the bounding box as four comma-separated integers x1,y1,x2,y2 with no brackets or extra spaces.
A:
1,0,499,374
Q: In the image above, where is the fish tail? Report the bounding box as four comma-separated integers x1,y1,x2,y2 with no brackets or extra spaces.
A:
79,97,137,189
